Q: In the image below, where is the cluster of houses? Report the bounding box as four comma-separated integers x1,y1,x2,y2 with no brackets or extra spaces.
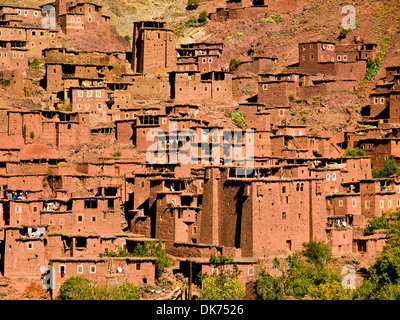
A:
0,0,396,298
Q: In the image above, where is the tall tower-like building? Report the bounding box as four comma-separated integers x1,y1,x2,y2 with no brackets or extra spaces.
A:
131,21,176,74
54,0,69,19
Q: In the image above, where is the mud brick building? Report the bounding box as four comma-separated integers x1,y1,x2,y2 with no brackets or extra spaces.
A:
297,40,373,81
199,166,327,257
170,70,233,104
365,66,400,125
356,138,400,169
131,21,176,74
128,73,171,100
0,5,43,27
50,256,157,293
53,0,112,36
210,0,269,21
176,42,224,72
0,109,91,150
178,257,259,287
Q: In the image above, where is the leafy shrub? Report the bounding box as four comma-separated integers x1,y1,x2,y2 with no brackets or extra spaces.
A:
256,268,285,300
262,17,275,23
29,58,40,68
301,239,332,268
198,255,246,300
300,109,311,115
229,110,247,128
344,147,366,157
364,58,381,81
262,13,283,23
103,245,130,257
187,0,201,10
308,281,353,300
112,151,121,158
372,159,399,178
132,239,171,278
57,276,92,300
270,13,283,22
59,101,73,112
185,18,198,27
198,10,208,23
339,28,349,38
229,58,244,72
57,276,141,300
364,216,389,236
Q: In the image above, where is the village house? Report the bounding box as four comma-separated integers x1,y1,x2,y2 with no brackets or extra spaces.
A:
131,21,176,74
200,165,327,257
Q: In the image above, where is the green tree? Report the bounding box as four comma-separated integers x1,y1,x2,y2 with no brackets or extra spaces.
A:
198,274,246,300
57,276,141,300
132,239,171,278
363,215,389,236
353,208,400,300
372,159,399,178
308,281,353,300
92,282,141,300
256,268,285,300
364,58,381,81
197,255,246,300
57,276,92,300
301,239,332,268
229,110,247,128
344,147,366,157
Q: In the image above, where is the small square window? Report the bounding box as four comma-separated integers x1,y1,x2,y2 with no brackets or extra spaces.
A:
90,265,96,273
77,265,83,273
